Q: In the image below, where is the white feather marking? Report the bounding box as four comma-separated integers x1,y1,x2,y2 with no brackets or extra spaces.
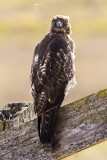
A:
48,98,51,102
41,68,45,72
67,41,75,61
32,84,35,90
41,91,44,95
34,54,39,64
57,52,60,56
29,84,35,95
65,75,77,97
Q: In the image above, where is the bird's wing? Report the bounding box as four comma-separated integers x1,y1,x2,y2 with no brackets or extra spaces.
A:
31,43,40,95
36,38,73,103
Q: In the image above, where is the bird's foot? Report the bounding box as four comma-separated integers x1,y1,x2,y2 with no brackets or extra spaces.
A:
43,143,52,153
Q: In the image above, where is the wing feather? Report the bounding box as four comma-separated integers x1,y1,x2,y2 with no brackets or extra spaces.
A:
31,34,75,115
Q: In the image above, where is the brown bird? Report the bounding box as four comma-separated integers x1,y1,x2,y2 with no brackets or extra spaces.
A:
31,15,76,152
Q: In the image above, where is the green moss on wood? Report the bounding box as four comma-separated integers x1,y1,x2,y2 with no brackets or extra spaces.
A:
102,115,107,120
97,89,107,98
0,121,4,132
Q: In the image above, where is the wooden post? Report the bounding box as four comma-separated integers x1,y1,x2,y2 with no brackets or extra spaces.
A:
0,89,107,160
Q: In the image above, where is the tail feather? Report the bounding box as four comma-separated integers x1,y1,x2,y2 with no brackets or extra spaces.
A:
37,92,65,152
38,116,41,138
38,105,60,151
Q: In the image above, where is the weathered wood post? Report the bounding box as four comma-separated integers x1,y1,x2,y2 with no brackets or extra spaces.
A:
0,89,107,160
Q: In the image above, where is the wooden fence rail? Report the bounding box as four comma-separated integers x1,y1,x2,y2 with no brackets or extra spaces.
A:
0,89,107,160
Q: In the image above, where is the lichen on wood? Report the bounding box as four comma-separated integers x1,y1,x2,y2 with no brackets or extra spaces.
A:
0,89,107,160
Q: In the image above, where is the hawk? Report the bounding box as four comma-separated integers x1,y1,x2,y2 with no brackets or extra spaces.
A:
31,15,76,151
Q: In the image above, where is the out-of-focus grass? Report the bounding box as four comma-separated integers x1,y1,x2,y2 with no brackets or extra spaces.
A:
0,16,107,36
0,0,107,36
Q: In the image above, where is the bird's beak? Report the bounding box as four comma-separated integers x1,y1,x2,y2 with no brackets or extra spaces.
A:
56,21,63,28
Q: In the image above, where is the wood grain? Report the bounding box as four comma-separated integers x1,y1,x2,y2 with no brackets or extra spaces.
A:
0,89,107,160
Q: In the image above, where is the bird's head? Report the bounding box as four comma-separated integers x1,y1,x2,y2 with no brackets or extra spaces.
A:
51,15,71,35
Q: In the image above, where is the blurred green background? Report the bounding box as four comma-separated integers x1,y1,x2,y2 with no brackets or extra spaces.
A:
0,0,107,159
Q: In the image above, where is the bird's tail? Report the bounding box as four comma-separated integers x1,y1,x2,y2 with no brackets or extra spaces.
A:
38,105,60,152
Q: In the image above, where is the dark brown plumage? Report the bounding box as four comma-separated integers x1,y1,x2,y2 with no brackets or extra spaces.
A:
31,15,76,152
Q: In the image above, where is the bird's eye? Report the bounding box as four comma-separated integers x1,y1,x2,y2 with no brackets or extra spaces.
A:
56,21,63,28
